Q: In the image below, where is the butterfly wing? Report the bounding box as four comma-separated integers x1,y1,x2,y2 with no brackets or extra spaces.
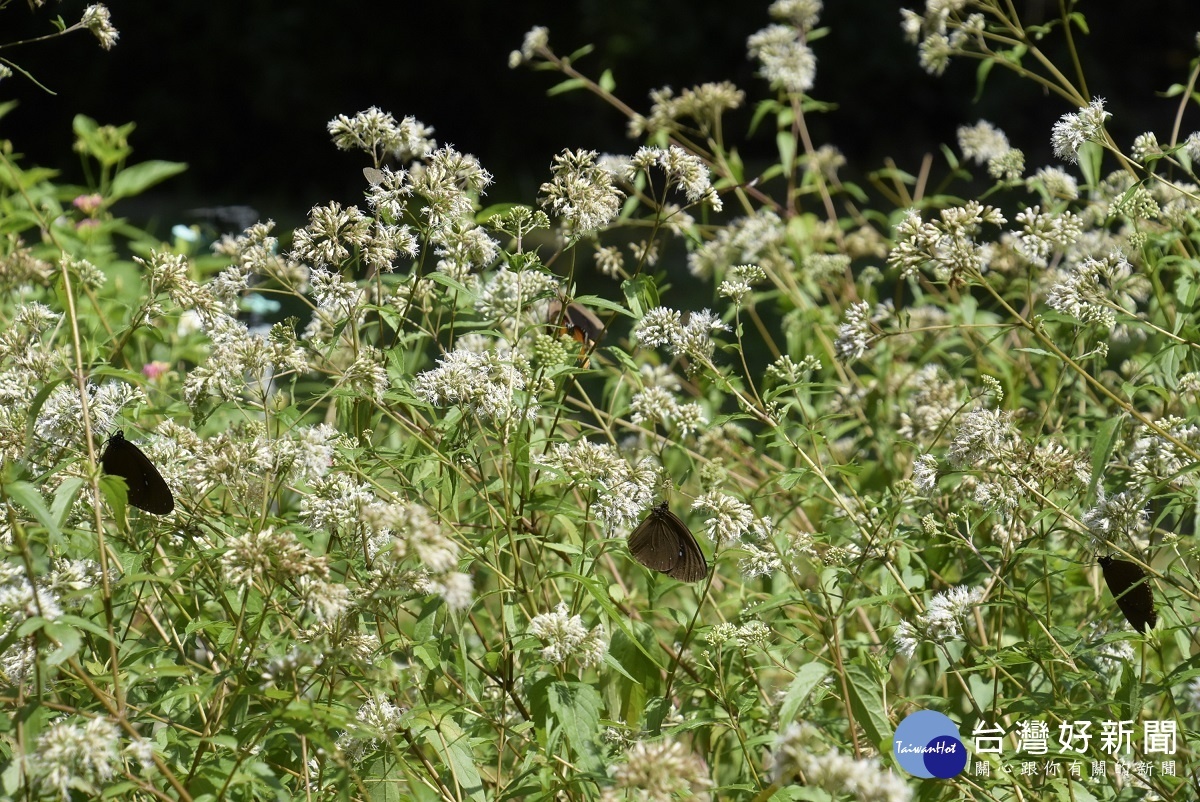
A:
666,519,708,582
628,502,708,582
628,503,680,572
563,302,604,346
548,299,604,368
1098,556,1156,633
101,431,175,515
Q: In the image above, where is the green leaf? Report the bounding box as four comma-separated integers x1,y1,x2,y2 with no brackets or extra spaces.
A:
43,622,82,666
547,77,587,96
110,160,188,201
622,275,660,317
776,468,812,491
776,131,796,173
98,474,130,519
606,622,662,724
973,58,994,102
723,147,745,185
599,69,616,93
845,662,890,749
424,720,485,801
1087,414,1124,506
51,476,85,533
546,681,603,774
748,98,781,137
4,480,58,537
1077,139,1104,190
1176,272,1199,308
778,662,830,725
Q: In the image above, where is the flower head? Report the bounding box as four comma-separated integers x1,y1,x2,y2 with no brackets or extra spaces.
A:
539,149,625,234
1051,98,1110,164
528,603,607,667
82,5,119,49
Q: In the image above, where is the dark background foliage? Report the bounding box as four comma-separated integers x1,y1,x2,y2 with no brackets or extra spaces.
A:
6,1,1200,236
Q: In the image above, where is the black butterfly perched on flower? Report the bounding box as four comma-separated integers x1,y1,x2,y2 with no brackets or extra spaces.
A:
101,430,174,515
1098,555,1156,633
627,501,707,582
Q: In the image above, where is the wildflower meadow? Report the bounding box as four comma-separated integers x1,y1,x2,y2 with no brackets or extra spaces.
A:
1,1,1199,800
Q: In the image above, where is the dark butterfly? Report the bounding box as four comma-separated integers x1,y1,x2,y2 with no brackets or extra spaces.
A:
101,430,175,515
548,299,605,365
627,501,707,582
1098,555,1156,633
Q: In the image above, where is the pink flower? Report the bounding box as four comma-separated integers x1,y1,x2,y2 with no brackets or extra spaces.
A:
72,194,104,215
142,361,170,381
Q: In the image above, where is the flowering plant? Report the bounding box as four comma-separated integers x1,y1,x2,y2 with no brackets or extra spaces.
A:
2,2,1198,800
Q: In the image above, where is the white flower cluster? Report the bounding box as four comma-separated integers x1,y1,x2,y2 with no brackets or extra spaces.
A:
413,348,536,423
634,307,729,370
537,440,660,530
528,602,607,667
894,584,985,658
771,723,911,801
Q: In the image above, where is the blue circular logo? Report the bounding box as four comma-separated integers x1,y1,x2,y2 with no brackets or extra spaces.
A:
893,710,967,779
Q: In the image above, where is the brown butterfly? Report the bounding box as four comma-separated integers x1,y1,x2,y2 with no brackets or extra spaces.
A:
1098,555,1156,633
548,298,604,365
628,501,707,582
101,430,175,515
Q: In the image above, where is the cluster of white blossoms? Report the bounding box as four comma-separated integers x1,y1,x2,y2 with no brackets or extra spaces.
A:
627,145,723,212
221,526,351,622
894,584,986,658
81,4,119,50
770,723,911,802
537,440,660,530
327,106,436,163
693,490,768,545
603,736,713,802
633,307,729,370
957,120,1024,182
1046,250,1149,331
539,149,626,234
413,348,536,424
833,300,875,363
1051,98,1111,164
0,559,100,682
30,716,156,799
528,602,607,667
336,695,406,764
888,201,1007,284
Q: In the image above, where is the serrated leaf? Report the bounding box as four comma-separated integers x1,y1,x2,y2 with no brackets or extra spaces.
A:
845,662,890,748
547,681,603,774
51,476,85,531
424,721,485,800
1078,139,1103,190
